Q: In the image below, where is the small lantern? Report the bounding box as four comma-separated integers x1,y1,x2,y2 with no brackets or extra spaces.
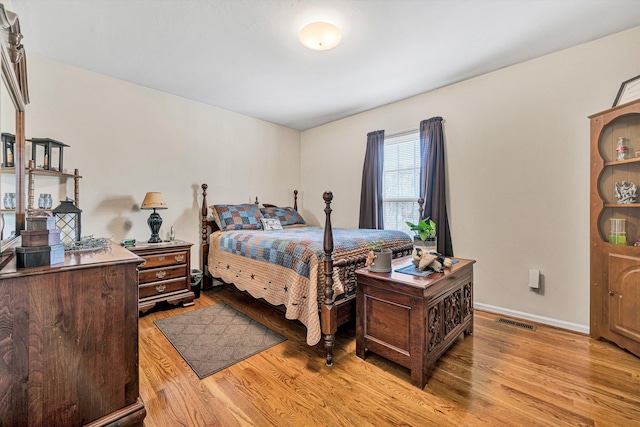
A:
2,133,15,167
52,199,82,244
29,137,69,172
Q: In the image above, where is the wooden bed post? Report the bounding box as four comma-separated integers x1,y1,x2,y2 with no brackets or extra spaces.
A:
321,191,338,366
294,190,298,211
201,183,212,290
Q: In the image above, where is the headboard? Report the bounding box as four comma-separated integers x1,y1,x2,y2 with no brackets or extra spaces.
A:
199,184,299,288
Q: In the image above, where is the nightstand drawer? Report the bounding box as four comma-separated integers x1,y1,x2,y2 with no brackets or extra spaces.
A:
139,250,188,269
139,264,187,284
128,240,194,313
139,277,187,299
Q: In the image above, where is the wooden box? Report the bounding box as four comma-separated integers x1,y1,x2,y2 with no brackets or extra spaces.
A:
25,216,56,231
21,229,61,247
16,244,65,268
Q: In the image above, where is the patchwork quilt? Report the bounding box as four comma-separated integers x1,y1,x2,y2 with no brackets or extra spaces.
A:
208,226,412,345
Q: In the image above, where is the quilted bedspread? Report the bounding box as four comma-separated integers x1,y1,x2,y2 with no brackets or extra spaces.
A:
208,226,411,345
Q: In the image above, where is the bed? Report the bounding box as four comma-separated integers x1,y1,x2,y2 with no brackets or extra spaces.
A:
199,184,413,365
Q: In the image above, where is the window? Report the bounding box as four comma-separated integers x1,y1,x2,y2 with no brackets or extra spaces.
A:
383,131,421,235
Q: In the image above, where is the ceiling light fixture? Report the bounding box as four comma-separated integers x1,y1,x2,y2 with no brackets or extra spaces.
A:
299,21,341,51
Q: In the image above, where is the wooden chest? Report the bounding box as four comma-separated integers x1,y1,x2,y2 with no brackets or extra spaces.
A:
127,240,195,313
356,257,475,388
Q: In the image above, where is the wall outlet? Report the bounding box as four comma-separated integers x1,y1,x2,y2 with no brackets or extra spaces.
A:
528,269,540,289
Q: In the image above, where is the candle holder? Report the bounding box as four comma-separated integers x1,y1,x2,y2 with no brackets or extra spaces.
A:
29,137,69,171
2,133,15,167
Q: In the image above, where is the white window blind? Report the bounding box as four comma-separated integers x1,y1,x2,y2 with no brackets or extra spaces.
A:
383,131,421,235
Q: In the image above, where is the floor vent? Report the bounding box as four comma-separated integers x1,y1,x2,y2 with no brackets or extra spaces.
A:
496,318,537,331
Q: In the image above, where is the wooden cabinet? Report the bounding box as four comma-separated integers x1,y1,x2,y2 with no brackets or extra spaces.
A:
355,257,474,388
590,98,640,357
128,240,195,313
0,242,146,427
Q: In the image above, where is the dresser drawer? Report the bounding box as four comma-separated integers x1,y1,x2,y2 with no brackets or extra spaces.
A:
139,264,187,284
139,277,187,299
139,250,188,269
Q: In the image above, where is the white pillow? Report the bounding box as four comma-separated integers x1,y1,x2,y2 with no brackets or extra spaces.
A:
261,218,283,230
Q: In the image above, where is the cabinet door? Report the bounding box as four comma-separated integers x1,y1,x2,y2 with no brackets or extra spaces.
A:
608,253,640,342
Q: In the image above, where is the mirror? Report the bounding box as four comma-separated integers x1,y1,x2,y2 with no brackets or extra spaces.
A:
1,75,17,241
0,2,28,256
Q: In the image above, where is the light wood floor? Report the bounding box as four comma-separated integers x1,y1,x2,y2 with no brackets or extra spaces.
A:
138,286,640,427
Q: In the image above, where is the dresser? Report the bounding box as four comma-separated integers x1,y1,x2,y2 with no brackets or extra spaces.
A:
0,242,146,427
128,240,195,313
356,256,475,388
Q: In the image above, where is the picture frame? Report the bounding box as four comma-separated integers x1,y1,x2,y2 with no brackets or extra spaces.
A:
613,74,640,107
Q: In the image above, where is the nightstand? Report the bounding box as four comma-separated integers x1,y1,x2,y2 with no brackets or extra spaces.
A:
128,240,195,313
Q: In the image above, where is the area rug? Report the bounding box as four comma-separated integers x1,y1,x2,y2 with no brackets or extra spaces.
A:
154,303,287,379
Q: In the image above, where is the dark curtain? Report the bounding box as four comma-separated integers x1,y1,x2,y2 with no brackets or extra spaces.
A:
358,130,385,229
420,117,453,256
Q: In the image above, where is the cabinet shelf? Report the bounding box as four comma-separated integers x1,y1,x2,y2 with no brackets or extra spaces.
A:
27,166,81,212
3,167,82,178
604,157,640,167
604,203,640,208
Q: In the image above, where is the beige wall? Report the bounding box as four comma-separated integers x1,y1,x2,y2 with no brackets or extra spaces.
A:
21,25,640,331
301,27,640,331
25,56,301,267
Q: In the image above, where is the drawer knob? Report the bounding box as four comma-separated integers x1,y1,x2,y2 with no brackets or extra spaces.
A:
175,254,184,262
158,256,166,261
156,270,167,279
139,259,147,267
156,284,166,293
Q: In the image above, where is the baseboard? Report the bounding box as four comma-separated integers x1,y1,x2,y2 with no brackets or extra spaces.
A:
474,302,590,335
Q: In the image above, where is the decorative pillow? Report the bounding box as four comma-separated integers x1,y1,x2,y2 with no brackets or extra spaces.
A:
210,204,263,231
260,218,283,231
260,206,306,227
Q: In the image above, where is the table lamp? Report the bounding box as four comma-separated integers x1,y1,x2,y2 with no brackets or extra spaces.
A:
140,192,167,243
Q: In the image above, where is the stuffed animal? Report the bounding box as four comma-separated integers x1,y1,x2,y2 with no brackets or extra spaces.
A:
411,247,452,272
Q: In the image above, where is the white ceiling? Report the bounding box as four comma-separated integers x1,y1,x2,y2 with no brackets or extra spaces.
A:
11,0,640,131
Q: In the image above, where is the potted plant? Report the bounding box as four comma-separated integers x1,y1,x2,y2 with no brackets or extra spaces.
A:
406,217,437,251
366,239,392,273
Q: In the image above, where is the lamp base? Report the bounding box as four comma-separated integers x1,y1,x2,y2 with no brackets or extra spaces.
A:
147,209,163,244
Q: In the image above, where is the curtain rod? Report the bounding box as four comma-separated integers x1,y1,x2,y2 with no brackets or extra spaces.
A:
385,127,419,138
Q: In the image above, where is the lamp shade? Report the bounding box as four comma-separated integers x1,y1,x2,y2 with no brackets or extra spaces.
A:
299,22,341,51
140,192,167,210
